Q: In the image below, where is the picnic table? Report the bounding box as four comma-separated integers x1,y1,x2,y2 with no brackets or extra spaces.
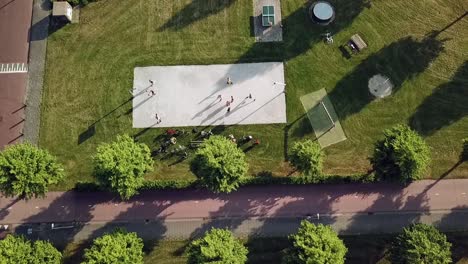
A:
262,6,275,27
349,34,368,52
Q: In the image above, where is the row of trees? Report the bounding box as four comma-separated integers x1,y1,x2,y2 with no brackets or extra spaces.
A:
0,228,143,264
0,126,466,199
185,221,453,264
0,134,153,199
0,222,453,263
289,124,433,184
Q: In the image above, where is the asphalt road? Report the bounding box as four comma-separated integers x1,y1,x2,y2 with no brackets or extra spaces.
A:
1,179,468,239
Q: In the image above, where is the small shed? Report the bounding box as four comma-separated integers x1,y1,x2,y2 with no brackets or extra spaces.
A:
52,1,73,22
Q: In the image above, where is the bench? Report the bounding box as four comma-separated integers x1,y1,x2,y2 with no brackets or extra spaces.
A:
190,141,204,148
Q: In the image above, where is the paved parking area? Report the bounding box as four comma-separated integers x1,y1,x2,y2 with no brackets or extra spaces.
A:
0,0,33,149
132,62,286,128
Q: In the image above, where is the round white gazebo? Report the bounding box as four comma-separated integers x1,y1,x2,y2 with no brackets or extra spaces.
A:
368,74,393,98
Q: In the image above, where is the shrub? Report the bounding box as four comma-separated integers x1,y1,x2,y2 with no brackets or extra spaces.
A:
390,223,452,264
0,234,62,264
187,228,248,264
82,228,144,264
283,220,347,264
0,143,64,198
93,134,153,200
461,138,468,161
191,135,248,193
371,124,431,183
289,140,324,181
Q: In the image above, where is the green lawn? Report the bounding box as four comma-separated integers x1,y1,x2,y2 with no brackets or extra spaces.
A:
40,0,468,189
61,234,468,263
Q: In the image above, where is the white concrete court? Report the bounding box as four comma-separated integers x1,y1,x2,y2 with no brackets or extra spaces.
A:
132,62,286,128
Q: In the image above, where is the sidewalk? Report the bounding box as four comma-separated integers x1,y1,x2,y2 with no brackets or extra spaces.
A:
1,179,468,239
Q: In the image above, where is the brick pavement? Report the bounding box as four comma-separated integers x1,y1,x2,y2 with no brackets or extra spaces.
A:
1,179,468,239
0,0,33,149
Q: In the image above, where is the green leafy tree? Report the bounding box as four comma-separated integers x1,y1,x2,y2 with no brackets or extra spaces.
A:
93,134,153,199
31,240,63,264
82,228,144,264
371,124,431,183
0,234,62,264
191,135,248,193
390,223,452,264
0,143,64,198
187,228,248,264
461,138,468,161
289,140,324,181
283,220,347,264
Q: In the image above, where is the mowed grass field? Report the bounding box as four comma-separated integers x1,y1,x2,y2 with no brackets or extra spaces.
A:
40,0,468,189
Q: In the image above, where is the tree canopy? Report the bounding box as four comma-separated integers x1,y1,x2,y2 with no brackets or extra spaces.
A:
0,234,62,264
82,228,144,264
187,228,248,264
283,220,347,264
371,124,431,183
191,135,248,193
390,223,452,264
0,143,64,198
93,134,153,199
289,140,324,181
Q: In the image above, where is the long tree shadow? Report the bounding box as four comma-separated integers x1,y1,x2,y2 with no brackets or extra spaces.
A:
238,0,369,63
283,113,308,161
436,206,468,263
68,191,174,263
172,184,340,255
409,61,468,136
328,35,445,121
7,192,113,263
77,96,133,144
159,0,236,31
2,191,177,263
207,0,369,86
343,181,435,236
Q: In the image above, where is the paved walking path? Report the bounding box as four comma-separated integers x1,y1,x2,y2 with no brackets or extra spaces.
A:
23,0,51,144
1,179,468,240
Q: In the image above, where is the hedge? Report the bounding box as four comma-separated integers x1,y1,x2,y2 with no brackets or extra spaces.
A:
73,173,375,192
